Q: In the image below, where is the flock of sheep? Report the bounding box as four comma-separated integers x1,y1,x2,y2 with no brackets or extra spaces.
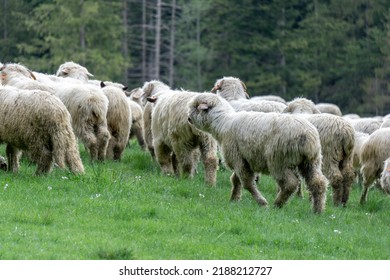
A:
0,61,389,214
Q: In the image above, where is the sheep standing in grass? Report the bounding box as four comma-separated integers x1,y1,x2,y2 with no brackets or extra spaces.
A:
1,63,110,161
188,93,328,213
0,86,84,175
283,98,355,206
100,82,132,160
56,61,94,82
127,99,146,150
149,90,219,186
141,80,173,158
359,128,390,204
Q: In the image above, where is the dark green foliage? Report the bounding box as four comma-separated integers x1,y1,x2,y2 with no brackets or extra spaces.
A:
1,0,390,114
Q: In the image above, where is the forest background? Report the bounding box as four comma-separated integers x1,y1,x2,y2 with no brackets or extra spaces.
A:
1,0,390,116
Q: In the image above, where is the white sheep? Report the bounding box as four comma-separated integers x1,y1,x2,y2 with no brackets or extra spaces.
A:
100,82,132,160
250,95,287,104
283,98,355,207
127,98,146,150
0,86,84,175
56,61,93,82
380,117,390,128
230,99,287,113
188,93,328,213
141,80,173,158
360,128,390,204
352,131,369,183
315,103,342,116
149,90,219,186
343,113,360,120
212,77,286,113
349,117,382,134
1,63,110,161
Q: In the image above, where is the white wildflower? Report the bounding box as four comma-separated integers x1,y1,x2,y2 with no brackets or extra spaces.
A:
333,229,341,234
61,176,69,180
48,186,52,191
4,183,8,191
329,214,336,219
199,193,205,198
91,193,101,199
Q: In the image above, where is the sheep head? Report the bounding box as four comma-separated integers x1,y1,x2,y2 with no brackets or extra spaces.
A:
0,63,36,85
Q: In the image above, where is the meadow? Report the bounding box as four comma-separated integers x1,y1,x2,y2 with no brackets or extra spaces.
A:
0,141,389,260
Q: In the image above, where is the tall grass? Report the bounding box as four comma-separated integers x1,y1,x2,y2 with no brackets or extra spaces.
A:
0,142,389,260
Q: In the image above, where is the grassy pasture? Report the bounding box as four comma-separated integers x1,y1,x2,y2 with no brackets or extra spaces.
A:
0,142,389,260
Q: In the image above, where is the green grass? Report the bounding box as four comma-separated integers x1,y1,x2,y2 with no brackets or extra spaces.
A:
0,142,389,260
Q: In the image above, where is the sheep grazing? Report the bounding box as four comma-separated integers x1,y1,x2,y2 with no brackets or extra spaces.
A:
100,82,132,160
360,128,390,204
188,93,328,213
349,117,382,134
283,97,355,207
127,99,146,150
56,61,93,82
0,86,84,175
315,103,342,116
148,90,219,186
1,63,110,162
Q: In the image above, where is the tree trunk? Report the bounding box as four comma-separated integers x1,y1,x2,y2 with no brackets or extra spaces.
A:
122,0,129,84
168,0,176,87
141,0,147,82
154,0,162,80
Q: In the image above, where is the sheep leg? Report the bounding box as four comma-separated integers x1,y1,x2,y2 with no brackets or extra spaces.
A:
6,144,21,173
360,167,376,204
273,168,300,208
200,141,218,187
236,166,268,207
340,161,355,207
326,164,344,207
35,153,54,175
155,141,174,175
230,172,242,201
97,127,110,161
299,159,328,214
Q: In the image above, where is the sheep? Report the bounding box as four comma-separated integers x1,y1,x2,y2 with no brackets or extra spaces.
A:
0,86,84,175
188,93,328,213
380,117,390,128
283,97,322,114
100,82,132,160
352,131,369,184
359,128,390,204
148,90,219,187
212,77,286,113
128,87,145,107
283,98,355,207
211,76,249,101
251,95,287,104
230,99,287,113
56,61,93,82
343,113,360,120
1,63,110,161
315,103,342,116
349,117,382,134
141,80,173,159
96,81,146,150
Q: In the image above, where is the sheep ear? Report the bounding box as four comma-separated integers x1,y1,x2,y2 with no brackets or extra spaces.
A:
29,70,37,80
123,86,128,91
197,103,209,111
147,95,157,103
87,71,94,77
100,81,106,88
130,88,143,99
211,80,224,93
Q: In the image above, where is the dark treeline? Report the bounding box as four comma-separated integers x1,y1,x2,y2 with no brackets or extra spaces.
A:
1,0,390,116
